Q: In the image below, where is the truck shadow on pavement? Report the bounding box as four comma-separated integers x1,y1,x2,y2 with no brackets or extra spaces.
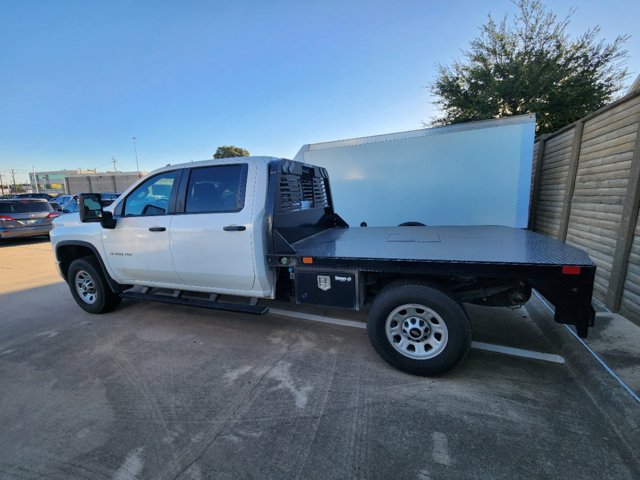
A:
0,236,50,248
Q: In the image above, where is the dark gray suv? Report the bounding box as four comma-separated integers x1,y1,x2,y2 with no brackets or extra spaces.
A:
0,199,59,239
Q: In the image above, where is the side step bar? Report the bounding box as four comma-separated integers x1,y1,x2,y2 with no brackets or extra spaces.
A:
121,289,268,315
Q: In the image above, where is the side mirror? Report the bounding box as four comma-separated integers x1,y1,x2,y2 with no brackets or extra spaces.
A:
101,210,117,229
79,193,118,228
79,194,103,223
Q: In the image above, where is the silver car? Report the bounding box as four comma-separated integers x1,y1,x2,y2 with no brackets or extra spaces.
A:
0,199,59,239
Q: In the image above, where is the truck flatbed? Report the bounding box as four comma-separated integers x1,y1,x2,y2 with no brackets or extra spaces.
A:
292,225,593,266
284,225,595,339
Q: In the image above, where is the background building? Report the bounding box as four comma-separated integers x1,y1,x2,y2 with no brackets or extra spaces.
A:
30,169,97,194
30,170,145,195
64,172,144,194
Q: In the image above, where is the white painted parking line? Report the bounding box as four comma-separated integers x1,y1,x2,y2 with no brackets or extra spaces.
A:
269,308,367,329
471,341,565,364
533,290,640,405
269,307,566,364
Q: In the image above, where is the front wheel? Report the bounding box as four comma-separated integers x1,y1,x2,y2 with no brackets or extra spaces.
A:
367,282,471,376
68,257,121,314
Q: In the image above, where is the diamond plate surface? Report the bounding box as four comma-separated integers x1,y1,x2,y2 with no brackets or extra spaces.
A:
292,226,593,266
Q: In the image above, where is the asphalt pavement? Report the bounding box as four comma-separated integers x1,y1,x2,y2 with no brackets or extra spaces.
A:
1,238,639,479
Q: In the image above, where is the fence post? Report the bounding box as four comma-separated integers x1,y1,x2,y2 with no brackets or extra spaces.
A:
558,121,585,242
606,121,640,311
529,134,548,230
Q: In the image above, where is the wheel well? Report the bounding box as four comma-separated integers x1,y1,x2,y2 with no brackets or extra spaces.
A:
57,244,131,293
363,274,451,303
57,245,95,281
363,273,530,308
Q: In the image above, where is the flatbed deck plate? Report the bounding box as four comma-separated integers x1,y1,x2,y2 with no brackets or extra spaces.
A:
292,226,593,266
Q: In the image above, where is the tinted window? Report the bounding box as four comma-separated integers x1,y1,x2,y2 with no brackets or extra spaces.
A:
123,171,178,216
185,165,248,213
0,201,52,213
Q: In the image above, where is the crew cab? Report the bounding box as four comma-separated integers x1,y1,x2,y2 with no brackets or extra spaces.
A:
51,157,596,375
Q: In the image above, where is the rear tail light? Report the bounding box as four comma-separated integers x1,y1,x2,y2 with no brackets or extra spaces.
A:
0,215,15,221
562,265,581,275
46,212,60,218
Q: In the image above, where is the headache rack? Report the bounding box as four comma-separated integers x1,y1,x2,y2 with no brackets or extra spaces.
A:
266,159,347,254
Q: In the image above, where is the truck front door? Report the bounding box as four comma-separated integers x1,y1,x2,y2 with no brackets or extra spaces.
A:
169,163,257,294
103,170,182,285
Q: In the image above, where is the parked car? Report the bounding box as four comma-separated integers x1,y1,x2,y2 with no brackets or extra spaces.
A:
51,194,76,211
59,199,79,214
0,199,59,239
13,193,55,201
51,157,596,376
57,193,120,213
98,192,120,206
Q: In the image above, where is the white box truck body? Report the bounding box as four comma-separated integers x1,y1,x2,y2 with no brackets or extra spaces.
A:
294,115,536,228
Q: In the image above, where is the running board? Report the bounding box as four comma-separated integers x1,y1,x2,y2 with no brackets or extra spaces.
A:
121,289,269,315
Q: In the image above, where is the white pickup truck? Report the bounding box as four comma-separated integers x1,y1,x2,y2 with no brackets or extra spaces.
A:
51,156,596,375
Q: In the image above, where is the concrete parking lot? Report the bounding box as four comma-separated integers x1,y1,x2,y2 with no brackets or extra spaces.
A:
1,238,639,479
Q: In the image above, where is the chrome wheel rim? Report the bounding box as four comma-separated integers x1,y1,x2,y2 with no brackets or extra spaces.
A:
75,270,97,305
385,304,448,359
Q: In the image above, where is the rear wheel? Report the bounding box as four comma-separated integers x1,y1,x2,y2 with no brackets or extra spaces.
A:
367,281,471,375
68,257,121,314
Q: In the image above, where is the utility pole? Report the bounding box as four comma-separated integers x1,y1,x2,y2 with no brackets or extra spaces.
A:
111,157,118,172
132,136,141,178
11,169,17,194
0,173,5,196
32,166,39,193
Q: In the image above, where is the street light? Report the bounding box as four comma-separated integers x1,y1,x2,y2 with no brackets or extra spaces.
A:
132,136,140,178
32,166,39,193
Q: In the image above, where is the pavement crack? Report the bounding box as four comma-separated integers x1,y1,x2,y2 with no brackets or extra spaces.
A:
170,344,294,480
293,347,339,480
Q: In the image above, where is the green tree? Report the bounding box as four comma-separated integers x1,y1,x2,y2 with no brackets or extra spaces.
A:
213,145,250,159
430,0,629,134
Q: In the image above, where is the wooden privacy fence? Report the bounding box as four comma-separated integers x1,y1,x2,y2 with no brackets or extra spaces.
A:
530,89,640,323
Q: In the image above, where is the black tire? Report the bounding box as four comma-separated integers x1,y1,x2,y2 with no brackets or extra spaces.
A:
367,281,471,376
68,256,121,314
398,221,426,226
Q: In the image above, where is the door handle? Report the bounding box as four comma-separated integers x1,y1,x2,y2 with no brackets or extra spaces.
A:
149,227,166,232
223,225,246,231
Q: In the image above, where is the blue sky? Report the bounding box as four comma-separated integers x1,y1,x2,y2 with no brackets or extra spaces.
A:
1,0,638,183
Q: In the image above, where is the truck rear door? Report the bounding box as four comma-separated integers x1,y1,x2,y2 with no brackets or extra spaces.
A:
169,163,257,293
